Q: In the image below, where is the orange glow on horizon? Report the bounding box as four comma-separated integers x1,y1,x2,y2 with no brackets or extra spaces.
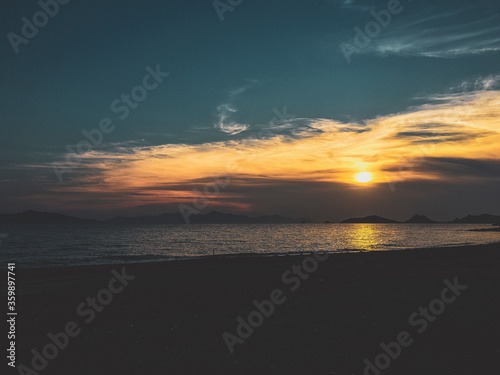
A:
34,86,500,211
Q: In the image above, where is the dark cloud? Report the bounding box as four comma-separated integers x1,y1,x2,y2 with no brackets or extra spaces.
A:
419,157,500,178
393,131,483,144
2,170,499,222
382,157,500,179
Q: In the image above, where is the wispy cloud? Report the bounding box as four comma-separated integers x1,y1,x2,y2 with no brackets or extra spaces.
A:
367,12,500,58
22,76,498,212
448,75,500,93
214,81,257,135
215,104,248,135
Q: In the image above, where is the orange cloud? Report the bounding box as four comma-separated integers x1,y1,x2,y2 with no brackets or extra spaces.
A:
44,85,500,210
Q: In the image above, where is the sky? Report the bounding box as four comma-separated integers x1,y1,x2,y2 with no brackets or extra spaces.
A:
1,0,500,221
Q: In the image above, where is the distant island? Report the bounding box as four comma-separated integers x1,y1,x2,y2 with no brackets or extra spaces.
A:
404,214,436,224
450,214,500,224
339,214,436,224
340,215,400,224
1,210,500,225
108,211,314,224
0,210,313,225
0,210,99,224
339,213,500,224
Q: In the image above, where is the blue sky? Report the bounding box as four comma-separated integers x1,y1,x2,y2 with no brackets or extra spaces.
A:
1,0,500,220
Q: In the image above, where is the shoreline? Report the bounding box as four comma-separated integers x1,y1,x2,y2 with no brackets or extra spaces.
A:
13,242,500,374
12,240,500,271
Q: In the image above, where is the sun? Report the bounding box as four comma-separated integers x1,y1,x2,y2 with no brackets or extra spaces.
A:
356,172,372,183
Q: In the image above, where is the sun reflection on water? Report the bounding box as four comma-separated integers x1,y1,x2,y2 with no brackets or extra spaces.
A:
345,224,386,250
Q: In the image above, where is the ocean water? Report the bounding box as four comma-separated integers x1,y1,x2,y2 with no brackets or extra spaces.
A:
0,223,499,268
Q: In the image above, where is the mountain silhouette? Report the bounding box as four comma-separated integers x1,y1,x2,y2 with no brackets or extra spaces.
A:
340,215,400,223
404,214,436,223
2,210,499,225
450,214,500,224
0,210,314,225
107,211,314,224
0,210,99,224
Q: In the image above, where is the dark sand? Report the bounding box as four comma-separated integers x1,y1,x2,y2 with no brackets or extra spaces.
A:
11,243,500,374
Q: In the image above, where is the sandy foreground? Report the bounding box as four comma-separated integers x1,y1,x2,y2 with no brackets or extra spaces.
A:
8,242,500,374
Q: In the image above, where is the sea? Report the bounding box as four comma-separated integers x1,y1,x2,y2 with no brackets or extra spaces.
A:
1,223,499,268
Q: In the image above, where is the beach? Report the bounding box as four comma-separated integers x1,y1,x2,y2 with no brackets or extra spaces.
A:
12,242,500,374
4,0,500,374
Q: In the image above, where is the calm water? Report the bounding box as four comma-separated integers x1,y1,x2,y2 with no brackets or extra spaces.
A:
1,224,499,268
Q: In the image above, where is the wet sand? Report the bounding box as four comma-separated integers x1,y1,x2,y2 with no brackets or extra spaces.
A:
12,242,500,374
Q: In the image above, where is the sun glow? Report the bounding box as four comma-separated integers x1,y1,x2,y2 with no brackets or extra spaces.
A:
356,172,372,183
37,85,500,211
